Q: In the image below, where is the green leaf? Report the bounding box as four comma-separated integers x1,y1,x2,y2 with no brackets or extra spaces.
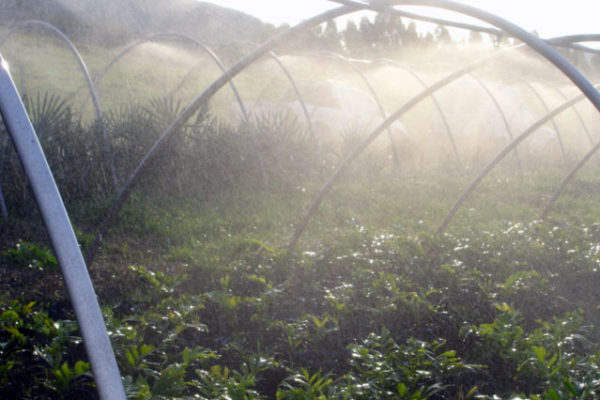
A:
465,385,478,399
563,378,579,396
546,389,562,400
73,361,90,375
494,303,512,313
1,310,20,323
397,382,407,396
532,346,546,363
139,344,154,357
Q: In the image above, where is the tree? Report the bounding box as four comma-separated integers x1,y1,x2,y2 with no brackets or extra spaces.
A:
321,20,342,52
343,20,365,55
434,24,452,45
468,30,484,46
404,21,419,47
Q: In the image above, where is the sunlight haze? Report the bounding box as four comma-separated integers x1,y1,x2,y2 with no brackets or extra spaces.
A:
203,0,599,39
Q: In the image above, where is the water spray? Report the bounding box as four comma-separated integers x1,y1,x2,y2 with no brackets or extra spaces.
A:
376,58,462,168
288,0,600,250
0,20,118,189
85,5,363,266
437,84,600,234
0,52,126,400
519,80,569,166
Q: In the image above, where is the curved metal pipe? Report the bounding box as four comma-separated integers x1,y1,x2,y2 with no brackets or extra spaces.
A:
553,87,597,148
220,41,321,154
87,1,600,261
327,0,600,55
170,45,322,178
85,6,361,266
466,73,522,169
305,51,402,169
267,51,319,152
0,176,7,219
93,32,250,122
383,0,600,106
0,54,126,400
519,80,569,166
288,45,525,250
289,0,600,249
548,34,600,44
437,87,597,234
390,8,502,37
0,20,118,189
94,33,276,186
0,135,7,220
541,139,600,219
376,58,462,168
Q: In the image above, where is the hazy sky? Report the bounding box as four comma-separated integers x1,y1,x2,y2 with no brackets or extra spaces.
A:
203,0,599,39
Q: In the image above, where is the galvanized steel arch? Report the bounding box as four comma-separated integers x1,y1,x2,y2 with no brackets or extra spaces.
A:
85,1,600,262
553,87,597,149
304,51,402,169
0,20,104,128
266,51,320,151
541,140,600,219
94,32,250,122
0,20,118,188
197,39,321,153
438,34,600,233
85,6,362,265
436,86,598,234
0,52,126,400
288,0,600,249
518,80,569,166
547,34,600,55
465,73,523,169
376,58,462,167
288,45,524,250
168,41,323,179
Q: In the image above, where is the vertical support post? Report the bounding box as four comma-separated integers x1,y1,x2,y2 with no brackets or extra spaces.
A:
0,54,126,400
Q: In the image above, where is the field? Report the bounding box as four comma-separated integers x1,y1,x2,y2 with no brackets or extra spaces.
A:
2,23,600,400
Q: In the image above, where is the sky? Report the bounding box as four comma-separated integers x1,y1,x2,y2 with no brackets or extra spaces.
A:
203,0,599,40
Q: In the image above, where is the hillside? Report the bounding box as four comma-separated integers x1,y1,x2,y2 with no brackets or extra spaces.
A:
0,0,271,45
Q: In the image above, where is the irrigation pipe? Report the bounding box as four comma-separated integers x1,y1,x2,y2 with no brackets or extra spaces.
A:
519,80,569,166
94,32,276,186
85,6,362,266
308,51,403,170
547,34,600,54
325,0,600,55
0,54,126,400
541,139,600,219
553,87,598,156
0,20,119,189
376,58,462,168
0,140,7,220
94,32,250,122
87,1,600,261
288,45,524,250
290,0,600,249
436,86,598,234
0,181,7,220
267,51,320,153
389,8,501,37
466,73,522,169
223,41,322,156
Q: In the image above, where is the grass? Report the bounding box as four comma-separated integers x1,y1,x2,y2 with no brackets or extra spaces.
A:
2,29,600,399
3,168,600,398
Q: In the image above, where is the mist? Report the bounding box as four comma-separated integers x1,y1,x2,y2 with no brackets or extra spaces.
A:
2,2,600,399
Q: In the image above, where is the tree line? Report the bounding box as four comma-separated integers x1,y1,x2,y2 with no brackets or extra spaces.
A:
279,11,488,56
